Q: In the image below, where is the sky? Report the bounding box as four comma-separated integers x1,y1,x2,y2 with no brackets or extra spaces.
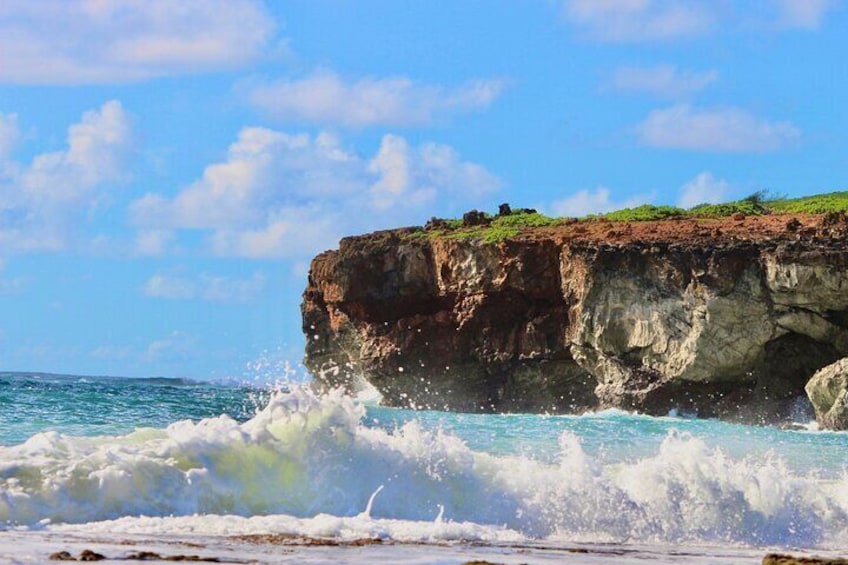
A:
0,0,847,381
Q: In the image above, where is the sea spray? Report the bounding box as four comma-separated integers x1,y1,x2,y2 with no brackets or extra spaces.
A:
1,386,848,549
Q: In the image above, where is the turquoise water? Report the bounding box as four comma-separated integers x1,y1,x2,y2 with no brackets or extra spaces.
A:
0,372,262,445
1,372,848,553
366,405,848,476
6,372,846,478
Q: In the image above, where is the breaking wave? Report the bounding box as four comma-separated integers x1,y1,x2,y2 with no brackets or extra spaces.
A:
2,387,847,548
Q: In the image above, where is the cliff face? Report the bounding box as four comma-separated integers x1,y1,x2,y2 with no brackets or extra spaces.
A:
302,214,848,424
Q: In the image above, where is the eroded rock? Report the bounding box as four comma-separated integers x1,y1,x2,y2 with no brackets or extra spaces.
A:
303,216,848,422
805,358,848,430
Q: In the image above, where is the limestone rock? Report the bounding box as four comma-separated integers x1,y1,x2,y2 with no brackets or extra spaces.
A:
805,358,848,430
302,216,848,422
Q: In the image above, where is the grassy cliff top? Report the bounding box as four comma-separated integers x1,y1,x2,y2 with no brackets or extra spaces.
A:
406,191,848,243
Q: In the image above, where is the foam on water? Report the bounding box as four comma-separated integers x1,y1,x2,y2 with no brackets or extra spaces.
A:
2,387,848,549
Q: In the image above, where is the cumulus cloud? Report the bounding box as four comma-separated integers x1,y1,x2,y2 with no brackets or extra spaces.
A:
678,171,729,208
637,104,800,153
0,0,276,84
247,70,505,127
612,65,718,98
131,128,500,259
549,186,649,217
368,134,497,210
562,0,715,42
0,101,132,252
143,271,265,303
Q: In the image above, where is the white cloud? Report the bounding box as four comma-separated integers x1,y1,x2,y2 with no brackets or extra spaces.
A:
678,171,729,208
132,129,364,232
144,331,195,364
549,187,648,217
0,276,26,294
209,208,338,259
200,272,266,303
561,1,837,40
368,134,497,211
773,0,836,29
0,261,30,304
23,101,131,195
612,65,718,98
0,114,20,159
246,70,505,127
143,272,265,303
0,100,132,252
90,345,132,360
134,229,176,256
0,0,276,84
637,104,800,153
143,273,196,300
562,0,714,42
131,128,500,259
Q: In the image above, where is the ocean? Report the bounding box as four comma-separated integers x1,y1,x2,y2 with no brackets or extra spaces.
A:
1,372,847,564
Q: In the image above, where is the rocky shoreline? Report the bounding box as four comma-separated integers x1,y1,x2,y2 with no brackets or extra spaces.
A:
302,211,848,428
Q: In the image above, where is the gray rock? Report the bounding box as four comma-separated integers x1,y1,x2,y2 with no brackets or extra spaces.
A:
805,358,848,430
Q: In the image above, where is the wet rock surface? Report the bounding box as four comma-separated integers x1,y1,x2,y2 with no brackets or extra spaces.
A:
805,358,848,430
763,554,848,565
49,548,227,562
303,214,848,424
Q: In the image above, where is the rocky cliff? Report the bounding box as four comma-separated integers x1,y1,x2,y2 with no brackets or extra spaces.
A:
302,212,848,426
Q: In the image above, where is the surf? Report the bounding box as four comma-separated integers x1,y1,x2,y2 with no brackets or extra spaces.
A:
1,386,847,550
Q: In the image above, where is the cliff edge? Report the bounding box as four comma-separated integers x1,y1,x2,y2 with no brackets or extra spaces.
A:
302,211,848,426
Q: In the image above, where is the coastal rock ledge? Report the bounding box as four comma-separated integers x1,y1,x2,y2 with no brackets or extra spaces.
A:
302,213,848,427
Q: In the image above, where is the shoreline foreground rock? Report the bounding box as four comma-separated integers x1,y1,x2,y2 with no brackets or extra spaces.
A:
302,212,848,428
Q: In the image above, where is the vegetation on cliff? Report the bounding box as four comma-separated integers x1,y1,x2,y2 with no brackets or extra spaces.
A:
407,190,848,243
305,202,848,425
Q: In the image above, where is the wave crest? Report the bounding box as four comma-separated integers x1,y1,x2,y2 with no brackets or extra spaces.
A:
1,387,847,548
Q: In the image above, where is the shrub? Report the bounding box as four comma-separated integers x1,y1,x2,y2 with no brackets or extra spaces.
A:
766,191,848,214
490,212,559,228
596,205,686,222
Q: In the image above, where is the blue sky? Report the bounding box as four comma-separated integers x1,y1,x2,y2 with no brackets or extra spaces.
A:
0,0,846,381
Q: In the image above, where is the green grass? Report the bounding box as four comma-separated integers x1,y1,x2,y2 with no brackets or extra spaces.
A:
468,212,560,242
594,205,686,222
489,211,559,228
405,211,560,243
688,200,768,217
594,191,848,221
401,191,848,243
765,191,848,214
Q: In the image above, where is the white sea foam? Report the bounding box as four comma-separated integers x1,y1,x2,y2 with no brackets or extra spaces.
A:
1,387,847,549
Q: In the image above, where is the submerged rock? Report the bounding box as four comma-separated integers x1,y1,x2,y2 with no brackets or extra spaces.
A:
302,215,848,423
805,358,848,430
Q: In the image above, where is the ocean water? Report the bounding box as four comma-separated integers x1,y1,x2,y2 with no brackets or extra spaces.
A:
1,371,848,564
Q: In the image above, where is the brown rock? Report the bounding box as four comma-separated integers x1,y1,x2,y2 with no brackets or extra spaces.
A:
786,218,803,232
303,214,848,421
763,553,848,565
